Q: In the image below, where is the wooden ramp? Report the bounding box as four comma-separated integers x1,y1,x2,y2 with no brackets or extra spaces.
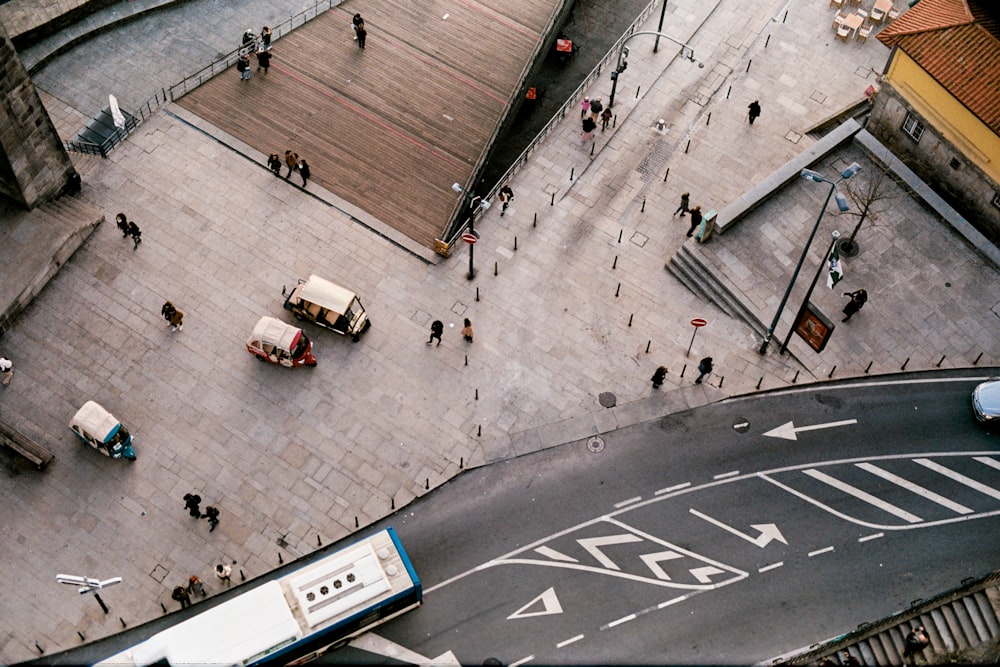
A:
175,0,565,250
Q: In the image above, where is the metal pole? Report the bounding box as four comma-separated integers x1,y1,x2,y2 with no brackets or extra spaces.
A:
654,1,668,53
780,231,840,354
467,195,477,280
609,67,621,108
759,182,836,354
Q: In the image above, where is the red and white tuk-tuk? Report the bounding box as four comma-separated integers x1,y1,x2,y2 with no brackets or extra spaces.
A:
245,316,317,367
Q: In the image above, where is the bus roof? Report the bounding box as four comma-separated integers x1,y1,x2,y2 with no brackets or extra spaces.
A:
298,275,357,315
97,582,301,666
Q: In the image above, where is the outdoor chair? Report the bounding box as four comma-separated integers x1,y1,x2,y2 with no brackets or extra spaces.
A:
887,8,901,20
833,11,847,27
836,24,851,41
857,24,872,41
857,9,869,19
871,8,886,22
830,0,844,7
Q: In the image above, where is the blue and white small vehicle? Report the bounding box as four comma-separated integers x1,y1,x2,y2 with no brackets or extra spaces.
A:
69,400,136,461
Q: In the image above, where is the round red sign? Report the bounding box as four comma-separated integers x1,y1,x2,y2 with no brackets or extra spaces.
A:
690,318,707,327
461,233,478,244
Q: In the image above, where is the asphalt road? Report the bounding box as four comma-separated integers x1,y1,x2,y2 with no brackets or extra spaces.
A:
330,370,1000,665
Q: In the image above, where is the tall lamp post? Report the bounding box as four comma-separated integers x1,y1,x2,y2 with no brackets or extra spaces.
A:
758,163,861,354
452,183,490,280
608,32,702,108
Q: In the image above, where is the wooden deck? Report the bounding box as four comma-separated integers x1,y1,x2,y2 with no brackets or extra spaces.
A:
175,0,566,250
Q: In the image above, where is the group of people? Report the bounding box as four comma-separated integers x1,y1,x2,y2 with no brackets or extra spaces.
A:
170,563,234,609
427,318,474,346
115,212,142,249
580,96,611,141
352,13,367,49
236,26,273,81
268,150,310,186
650,356,714,389
672,192,705,238
182,492,222,531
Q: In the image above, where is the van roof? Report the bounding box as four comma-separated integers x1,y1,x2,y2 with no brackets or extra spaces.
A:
300,275,357,315
249,316,302,350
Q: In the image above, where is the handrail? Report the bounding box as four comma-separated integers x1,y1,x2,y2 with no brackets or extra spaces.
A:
438,0,662,252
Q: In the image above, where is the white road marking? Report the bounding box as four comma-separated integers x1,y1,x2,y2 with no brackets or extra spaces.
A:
915,458,1000,500
349,633,460,665
763,419,858,441
975,456,1000,471
556,634,584,648
758,562,784,573
657,594,690,609
690,566,726,583
689,508,788,547
856,462,973,514
578,534,643,570
608,613,637,628
656,482,691,495
858,532,884,542
508,587,563,619
534,546,578,562
803,468,923,523
509,656,535,667
639,550,683,580
714,470,740,480
808,546,835,557
614,496,643,508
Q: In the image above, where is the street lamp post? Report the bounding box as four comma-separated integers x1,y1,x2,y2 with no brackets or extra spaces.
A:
779,230,840,354
758,163,860,354
452,183,490,280
57,573,122,614
608,32,702,108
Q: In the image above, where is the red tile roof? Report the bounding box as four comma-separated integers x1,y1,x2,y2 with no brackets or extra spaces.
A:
878,0,1000,134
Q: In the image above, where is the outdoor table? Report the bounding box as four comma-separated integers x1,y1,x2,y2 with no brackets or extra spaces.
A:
842,13,864,36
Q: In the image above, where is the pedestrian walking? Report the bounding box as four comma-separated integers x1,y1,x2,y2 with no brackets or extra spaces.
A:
841,288,868,322
694,357,713,384
115,212,130,237
267,152,282,176
461,318,474,343
298,158,310,187
427,320,444,346
241,28,257,53
355,23,367,49
169,307,184,332
748,100,761,125
600,107,612,131
686,205,703,237
256,48,270,74
650,365,667,388
498,184,514,216
581,115,597,142
172,585,192,609
284,150,298,179
204,505,220,531
352,13,365,39
673,192,690,218
236,53,251,81
215,563,232,586
127,220,141,249
903,625,930,660
259,25,272,50
161,301,176,322
183,492,202,518
580,96,590,119
187,575,206,598
0,356,13,387
589,96,604,121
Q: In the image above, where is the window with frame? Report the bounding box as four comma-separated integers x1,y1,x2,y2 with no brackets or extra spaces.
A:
902,113,924,142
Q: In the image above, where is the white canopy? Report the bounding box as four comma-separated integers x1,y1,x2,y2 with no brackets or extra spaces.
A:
70,401,119,442
248,316,302,352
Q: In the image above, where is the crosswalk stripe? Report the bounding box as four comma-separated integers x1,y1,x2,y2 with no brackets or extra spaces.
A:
914,458,1000,500
803,468,922,523
856,462,973,514
974,456,1000,472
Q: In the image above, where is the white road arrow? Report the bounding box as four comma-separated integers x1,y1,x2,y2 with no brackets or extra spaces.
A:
578,533,643,570
762,418,858,441
639,550,684,580
689,566,726,583
689,508,787,548
508,587,563,619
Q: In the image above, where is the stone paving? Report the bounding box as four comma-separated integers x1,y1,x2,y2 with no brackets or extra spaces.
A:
1,0,999,663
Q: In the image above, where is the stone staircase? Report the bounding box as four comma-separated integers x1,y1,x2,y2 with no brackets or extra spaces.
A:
776,569,1000,665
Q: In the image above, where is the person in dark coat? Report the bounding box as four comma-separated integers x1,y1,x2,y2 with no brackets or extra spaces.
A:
687,205,703,237
356,24,367,49
498,185,514,216
695,357,713,384
126,221,141,249
236,53,251,81
673,192,690,218
748,100,761,125
651,366,668,388
284,150,298,179
581,115,597,142
256,49,271,74
427,320,444,346
183,493,202,518
116,212,130,237
298,158,310,186
267,153,282,176
842,288,868,321
172,585,192,609
203,506,220,531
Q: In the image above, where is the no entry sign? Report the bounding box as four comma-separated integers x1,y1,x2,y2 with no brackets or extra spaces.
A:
462,232,478,244
691,318,707,327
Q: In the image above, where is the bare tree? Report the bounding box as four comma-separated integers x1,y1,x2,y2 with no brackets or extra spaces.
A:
839,148,904,256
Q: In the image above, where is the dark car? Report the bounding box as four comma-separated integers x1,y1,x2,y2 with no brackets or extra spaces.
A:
972,379,1000,423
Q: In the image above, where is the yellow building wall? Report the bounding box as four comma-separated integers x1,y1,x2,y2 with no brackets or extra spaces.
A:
885,51,1000,183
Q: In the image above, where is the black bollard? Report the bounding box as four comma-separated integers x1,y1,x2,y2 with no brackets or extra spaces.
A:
765,34,770,47
973,352,983,365
685,139,690,153
35,641,43,654
726,85,731,99
465,354,468,366
160,602,167,613
936,355,946,367
550,192,555,206
628,314,633,327
355,515,360,527
615,283,620,297
901,357,910,370
618,229,623,243
477,424,482,437
476,287,480,302
613,115,617,128
746,59,752,72
120,617,126,628
494,261,498,276
612,255,617,269
706,112,711,126
756,377,763,390
391,497,395,509
533,212,537,228
865,361,873,373
783,10,788,22
828,365,837,378
317,534,322,546
425,478,429,490
570,167,574,181
279,552,283,564
641,198,646,212
590,143,595,156
645,340,651,353
636,86,641,98
95,593,109,614
514,236,517,251
78,631,85,641
663,167,669,182
240,569,246,581
460,457,464,469
792,370,799,383
475,388,478,400
719,376,724,388
681,364,687,377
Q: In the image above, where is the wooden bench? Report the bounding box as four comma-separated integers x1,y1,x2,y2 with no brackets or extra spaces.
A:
0,419,54,470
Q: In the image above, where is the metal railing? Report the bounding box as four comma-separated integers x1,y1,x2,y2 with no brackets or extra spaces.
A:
437,0,662,252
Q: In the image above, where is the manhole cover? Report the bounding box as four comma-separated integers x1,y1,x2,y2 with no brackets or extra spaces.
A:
733,417,750,433
587,436,606,453
598,392,617,408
